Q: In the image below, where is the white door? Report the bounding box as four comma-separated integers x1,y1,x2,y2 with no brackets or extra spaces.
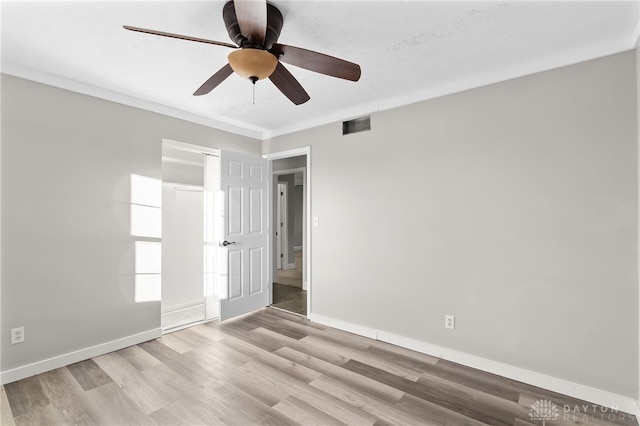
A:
218,150,270,321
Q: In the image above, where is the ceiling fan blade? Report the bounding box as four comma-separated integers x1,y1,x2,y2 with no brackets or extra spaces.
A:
271,43,361,82
123,25,237,49
193,64,234,96
269,62,310,105
233,0,267,46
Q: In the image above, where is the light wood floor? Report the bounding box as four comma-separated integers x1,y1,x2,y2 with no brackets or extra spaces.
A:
274,249,306,315
272,283,306,315
275,250,303,288
2,308,637,426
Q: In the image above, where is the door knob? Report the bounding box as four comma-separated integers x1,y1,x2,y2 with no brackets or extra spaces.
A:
221,240,237,247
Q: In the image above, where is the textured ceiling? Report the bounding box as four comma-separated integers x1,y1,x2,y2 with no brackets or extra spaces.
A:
2,1,639,139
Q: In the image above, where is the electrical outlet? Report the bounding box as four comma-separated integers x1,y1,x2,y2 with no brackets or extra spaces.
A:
445,315,455,330
11,327,25,344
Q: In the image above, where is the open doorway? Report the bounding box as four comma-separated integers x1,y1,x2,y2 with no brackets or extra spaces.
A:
161,141,221,330
270,153,309,316
161,145,206,330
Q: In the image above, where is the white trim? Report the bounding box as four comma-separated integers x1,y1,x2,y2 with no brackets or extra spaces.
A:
276,182,282,270
161,300,204,314
162,139,220,157
3,31,636,142
294,246,303,251
636,44,640,422
264,147,311,161
0,69,3,393
263,35,635,140
0,328,162,385
162,319,214,334
284,263,296,271
309,313,377,340
273,167,306,176
308,313,638,415
2,63,265,140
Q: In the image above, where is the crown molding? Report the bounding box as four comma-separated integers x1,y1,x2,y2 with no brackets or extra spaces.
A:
2,29,636,142
264,33,636,140
0,62,266,140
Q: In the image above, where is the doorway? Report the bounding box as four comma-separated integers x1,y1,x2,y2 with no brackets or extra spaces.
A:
162,141,274,325
161,145,205,330
273,174,304,314
267,149,311,316
161,141,220,331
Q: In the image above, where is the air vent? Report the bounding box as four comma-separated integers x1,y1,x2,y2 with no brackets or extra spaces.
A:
342,116,371,135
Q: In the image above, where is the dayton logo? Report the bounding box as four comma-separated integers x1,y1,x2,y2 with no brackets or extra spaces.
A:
529,399,559,425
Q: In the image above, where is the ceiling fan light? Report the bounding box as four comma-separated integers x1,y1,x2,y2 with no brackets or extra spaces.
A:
228,49,278,81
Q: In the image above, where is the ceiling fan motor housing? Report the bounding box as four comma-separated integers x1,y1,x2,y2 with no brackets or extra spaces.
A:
223,1,283,49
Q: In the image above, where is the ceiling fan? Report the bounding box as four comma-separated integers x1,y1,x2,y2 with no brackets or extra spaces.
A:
124,0,361,105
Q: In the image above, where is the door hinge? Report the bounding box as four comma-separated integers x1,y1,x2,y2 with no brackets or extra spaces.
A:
280,253,283,258
280,192,284,196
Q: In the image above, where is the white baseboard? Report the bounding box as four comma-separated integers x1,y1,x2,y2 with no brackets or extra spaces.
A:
0,328,162,385
309,313,378,339
308,313,639,415
161,300,204,314
284,263,296,271
294,246,303,251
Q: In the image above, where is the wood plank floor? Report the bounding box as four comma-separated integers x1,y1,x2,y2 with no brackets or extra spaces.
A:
272,284,306,316
2,308,637,426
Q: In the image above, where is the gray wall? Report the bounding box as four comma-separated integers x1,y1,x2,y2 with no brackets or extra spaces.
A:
264,51,639,398
1,75,261,372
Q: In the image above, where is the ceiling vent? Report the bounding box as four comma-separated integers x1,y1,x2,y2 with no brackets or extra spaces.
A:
343,116,370,135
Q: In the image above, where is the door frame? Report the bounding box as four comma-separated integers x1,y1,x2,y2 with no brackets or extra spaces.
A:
276,181,289,270
264,147,312,315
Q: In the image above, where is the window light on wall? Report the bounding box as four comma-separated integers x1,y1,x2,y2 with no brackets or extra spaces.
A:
130,174,162,303
135,241,161,302
131,174,162,238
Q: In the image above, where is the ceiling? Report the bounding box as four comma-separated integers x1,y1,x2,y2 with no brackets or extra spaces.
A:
2,1,639,140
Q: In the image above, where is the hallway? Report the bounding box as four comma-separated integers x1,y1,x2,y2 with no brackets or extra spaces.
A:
272,250,306,315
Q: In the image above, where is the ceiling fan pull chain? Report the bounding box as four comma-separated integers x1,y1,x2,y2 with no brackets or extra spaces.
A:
250,76,258,105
